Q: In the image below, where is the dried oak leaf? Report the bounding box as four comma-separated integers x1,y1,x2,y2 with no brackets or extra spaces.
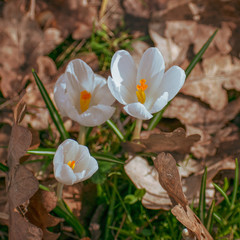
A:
7,100,41,239
26,190,61,240
122,128,200,154
181,54,240,111
153,152,188,207
164,95,240,134
125,155,235,210
171,204,213,240
181,78,228,111
36,0,97,40
0,1,58,98
140,128,200,154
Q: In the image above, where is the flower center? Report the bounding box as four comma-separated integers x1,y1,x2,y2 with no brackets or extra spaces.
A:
136,79,148,104
80,90,91,113
67,160,76,170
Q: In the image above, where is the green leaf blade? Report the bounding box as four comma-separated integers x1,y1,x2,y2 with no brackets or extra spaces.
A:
32,70,69,141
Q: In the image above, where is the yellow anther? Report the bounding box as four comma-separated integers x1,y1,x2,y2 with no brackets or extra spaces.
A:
136,79,148,91
67,160,76,170
136,79,148,104
80,90,91,113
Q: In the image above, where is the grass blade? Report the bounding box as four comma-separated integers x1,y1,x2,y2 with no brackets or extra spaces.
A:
54,200,86,237
148,29,218,130
206,200,215,232
27,148,56,156
92,152,124,165
0,163,9,172
104,176,117,240
213,183,231,207
199,167,207,225
185,29,218,78
32,69,69,141
148,104,169,130
231,158,239,209
106,119,125,141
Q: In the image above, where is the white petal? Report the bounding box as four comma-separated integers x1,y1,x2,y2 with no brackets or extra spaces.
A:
91,75,115,106
65,59,95,108
54,74,69,116
137,48,165,103
55,164,77,185
75,104,116,127
108,76,127,105
75,156,98,182
160,66,186,101
149,92,169,114
124,102,153,120
110,50,137,103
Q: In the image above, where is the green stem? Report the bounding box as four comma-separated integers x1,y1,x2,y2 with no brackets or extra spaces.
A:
104,176,117,240
55,199,86,237
132,119,142,141
77,125,86,145
57,182,64,201
231,158,239,209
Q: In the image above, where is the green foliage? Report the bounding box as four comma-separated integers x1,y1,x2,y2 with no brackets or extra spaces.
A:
91,161,116,184
48,24,135,71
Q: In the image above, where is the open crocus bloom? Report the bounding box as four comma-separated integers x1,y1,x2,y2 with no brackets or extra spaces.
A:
54,59,115,127
53,139,98,185
108,47,186,120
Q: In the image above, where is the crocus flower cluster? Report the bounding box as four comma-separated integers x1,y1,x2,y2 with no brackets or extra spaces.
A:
53,47,186,185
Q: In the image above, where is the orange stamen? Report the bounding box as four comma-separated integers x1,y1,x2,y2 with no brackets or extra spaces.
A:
67,160,76,170
136,79,148,104
80,90,91,113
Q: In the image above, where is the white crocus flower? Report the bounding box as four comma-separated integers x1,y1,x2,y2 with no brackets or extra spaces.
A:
54,59,115,127
108,47,186,120
53,139,98,185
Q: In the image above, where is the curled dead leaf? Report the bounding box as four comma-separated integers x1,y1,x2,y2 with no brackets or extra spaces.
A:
154,152,188,207
171,204,213,240
26,190,61,240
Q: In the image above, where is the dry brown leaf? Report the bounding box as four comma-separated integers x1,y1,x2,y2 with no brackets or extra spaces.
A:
180,53,240,111
153,153,188,207
123,0,150,18
26,190,61,240
149,29,182,68
7,100,41,239
10,212,43,240
36,0,97,40
181,78,228,111
187,124,240,159
0,124,11,164
122,128,200,154
164,96,240,134
0,1,58,98
171,204,213,240
125,154,235,210
140,128,200,154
